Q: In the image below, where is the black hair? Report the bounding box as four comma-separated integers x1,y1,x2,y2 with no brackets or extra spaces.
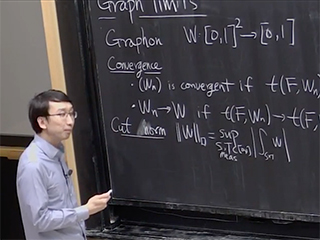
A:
28,89,72,133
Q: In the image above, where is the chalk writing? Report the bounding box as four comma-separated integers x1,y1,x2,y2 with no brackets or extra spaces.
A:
221,104,319,131
138,77,162,93
266,74,320,99
97,0,144,23
91,0,319,165
176,122,207,146
183,18,295,48
136,119,167,136
152,0,198,14
107,55,163,79
214,127,291,162
97,0,203,23
105,27,163,54
111,116,166,139
180,79,236,97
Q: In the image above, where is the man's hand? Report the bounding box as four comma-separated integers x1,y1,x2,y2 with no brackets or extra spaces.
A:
85,190,112,216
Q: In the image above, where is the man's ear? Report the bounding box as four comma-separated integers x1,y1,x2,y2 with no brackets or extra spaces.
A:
37,116,48,130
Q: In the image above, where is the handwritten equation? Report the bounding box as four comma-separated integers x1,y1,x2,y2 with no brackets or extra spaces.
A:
98,0,296,49
183,18,295,48
91,0,319,163
129,98,320,133
103,19,295,52
107,66,319,162
110,115,292,162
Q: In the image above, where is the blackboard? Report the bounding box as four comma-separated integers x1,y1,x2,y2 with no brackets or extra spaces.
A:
85,0,320,221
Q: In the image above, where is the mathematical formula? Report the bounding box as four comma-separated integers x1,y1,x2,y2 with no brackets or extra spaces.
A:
110,115,292,162
92,0,319,164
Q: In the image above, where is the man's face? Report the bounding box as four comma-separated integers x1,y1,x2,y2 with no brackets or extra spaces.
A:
39,101,75,144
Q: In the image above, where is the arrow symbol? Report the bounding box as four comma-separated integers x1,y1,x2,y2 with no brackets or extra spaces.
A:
157,106,171,113
273,114,286,122
240,32,257,39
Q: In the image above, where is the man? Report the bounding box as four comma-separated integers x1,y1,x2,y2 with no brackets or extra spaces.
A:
16,89,112,239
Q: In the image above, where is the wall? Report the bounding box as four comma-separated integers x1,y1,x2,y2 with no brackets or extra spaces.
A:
0,0,51,136
0,1,51,238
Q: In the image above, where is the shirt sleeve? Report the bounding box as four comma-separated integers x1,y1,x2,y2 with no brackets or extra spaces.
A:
16,161,89,233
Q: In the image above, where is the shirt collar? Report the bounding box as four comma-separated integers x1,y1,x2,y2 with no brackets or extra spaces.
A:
34,134,64,160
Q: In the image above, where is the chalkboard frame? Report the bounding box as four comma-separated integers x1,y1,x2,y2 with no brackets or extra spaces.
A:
110,198,319,222
79,0,320,223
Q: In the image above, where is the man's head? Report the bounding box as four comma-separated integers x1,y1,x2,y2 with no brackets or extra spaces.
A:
29,89,77,146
